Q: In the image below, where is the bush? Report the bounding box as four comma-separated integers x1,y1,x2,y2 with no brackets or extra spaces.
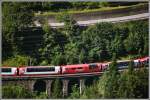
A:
35,92,48,99
2,55,36,67
2,84,34,98
69,84,80,99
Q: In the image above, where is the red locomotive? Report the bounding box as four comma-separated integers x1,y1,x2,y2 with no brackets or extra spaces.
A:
62,63,102,74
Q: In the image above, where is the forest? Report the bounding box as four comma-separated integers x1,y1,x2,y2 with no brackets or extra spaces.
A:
2,2,149,99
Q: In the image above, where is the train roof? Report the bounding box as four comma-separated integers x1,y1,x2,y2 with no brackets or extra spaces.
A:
62,64,89,68
20,66,60,68
139,57,149,61
2,67,17,68
117,59,131,62
135,56,149,61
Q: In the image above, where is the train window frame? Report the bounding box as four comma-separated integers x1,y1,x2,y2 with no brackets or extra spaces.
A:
89,64,98,69
2,68,12,73
71,68,76,70
117,61,129,67
78,67,83,69
26,67,55,72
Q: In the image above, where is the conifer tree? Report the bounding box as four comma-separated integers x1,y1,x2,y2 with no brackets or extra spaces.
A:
118,61,137,98
104,53,120,98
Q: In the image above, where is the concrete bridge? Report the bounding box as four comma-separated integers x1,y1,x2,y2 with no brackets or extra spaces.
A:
2,72,103,98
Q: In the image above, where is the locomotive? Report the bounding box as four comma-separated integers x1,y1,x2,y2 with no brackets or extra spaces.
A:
2,56,149,77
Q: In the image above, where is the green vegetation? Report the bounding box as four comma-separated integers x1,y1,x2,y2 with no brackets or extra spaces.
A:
2,2,148,65
2,2,34,58
3,10,148,65
51,79,62,98
2,55,36,67
69,84,80,99
24,2,143,13
2,2,148,99
2,84,35,98
68,55,148,99
35,3,146,16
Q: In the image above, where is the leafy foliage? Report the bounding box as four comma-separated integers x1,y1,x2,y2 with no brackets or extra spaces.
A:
35,92,49,99
69,84,80,99
2,2,34,55
2,55,36,67
80,81,102,99
2,84,34,98
26,2,141,12
51,79,62,98
103,53,120,98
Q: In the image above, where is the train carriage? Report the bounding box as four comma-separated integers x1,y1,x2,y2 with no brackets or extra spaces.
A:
117,60,130,69
133,59,139,67
62,63,103,74
88,63,104,72
101,62,111,71
18,66,61,76
139,57,149,66
62,64,89,74
2,67,18,76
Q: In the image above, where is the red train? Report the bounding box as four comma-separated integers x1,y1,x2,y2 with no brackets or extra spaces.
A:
61,63,104,74
2,56,149,77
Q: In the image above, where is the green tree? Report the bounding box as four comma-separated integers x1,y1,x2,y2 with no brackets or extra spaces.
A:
79,49,87,63
64,42,79,64
124,32,143,55
2,55,36,67
69,84,80,99
35,92,48,99
117,61,136,98
104,53,120,98
39,22,56,63
81,81,102,99
124,21,148,55
117,60,149,98
97,59,148,99
51,52,66,65
81,22,114,62
2,2,34,55
56,14,80,42
51,79,62,98
110,33,125,57
143,36,148,56
134,65,149,98
40,22,67,65
2,84,34,98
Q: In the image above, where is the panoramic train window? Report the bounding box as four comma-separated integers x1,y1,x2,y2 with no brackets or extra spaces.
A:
89,64,98,69
146,60,149,65
78,67,83,69
117,61,129,67
27,67,55,72
2,68,11,72
71,68,76,70
142,60,149,66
